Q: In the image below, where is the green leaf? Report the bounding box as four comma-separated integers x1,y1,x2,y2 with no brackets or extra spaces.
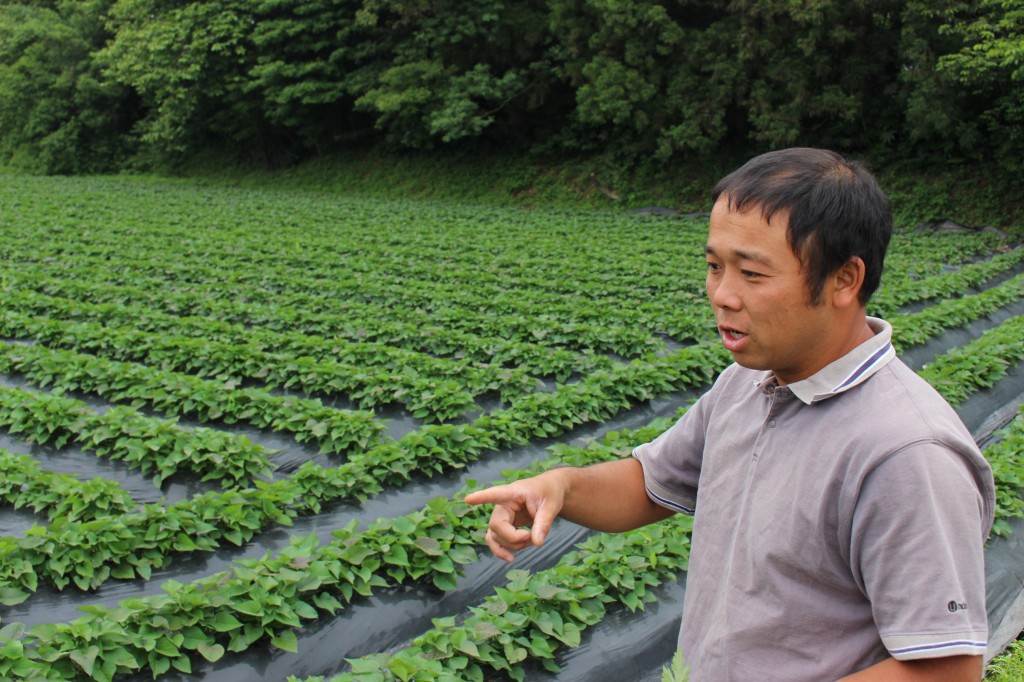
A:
471,620,501,640
172,654,193,673
432,572,458,591
69,645,99,675
271,629,299,653
197,642,225,662
0,588,30,606
0,622,26,641
455,637,480,657
662,650,690,682
415,536,442,556
211,612,244,632
293,600,318,620
349,657,384,674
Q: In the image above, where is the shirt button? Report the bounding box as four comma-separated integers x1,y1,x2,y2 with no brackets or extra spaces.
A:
768,419,777,428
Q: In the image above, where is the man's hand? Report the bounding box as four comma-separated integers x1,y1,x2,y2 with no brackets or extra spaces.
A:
465,458,673,562
837,655,982,681
464,470,567,562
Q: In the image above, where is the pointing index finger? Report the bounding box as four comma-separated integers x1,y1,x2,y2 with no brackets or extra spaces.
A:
463,484,514,507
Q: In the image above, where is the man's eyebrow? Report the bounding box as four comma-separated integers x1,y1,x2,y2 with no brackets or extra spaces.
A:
703,244,775,267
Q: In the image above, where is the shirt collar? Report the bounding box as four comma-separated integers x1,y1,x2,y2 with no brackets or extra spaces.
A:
756,317,896,405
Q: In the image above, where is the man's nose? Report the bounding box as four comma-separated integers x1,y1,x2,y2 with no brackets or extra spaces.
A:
708,272,742,310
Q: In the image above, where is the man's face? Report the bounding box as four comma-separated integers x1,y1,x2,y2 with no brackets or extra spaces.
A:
704,197,840,386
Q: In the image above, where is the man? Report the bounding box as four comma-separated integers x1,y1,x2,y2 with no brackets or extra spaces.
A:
465,148,995,681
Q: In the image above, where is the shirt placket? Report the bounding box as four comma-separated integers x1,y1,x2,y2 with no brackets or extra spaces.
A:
752,384,791,462
713,384,795,679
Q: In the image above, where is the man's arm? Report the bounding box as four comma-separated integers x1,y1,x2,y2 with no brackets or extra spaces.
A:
464,457,673,562
837,655,983,682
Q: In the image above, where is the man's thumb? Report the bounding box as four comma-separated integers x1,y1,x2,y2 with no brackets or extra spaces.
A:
530,503,556,547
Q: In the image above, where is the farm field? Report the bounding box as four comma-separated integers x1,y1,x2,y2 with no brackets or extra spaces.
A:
0,174,1022,681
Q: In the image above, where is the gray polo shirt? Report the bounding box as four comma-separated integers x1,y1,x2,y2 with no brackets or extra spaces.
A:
633,318,995,681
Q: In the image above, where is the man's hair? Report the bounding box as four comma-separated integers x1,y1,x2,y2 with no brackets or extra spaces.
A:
711,147,893,305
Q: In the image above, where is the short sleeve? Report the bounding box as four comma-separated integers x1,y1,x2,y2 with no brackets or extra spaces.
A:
632,392,711,515
850,442,991,660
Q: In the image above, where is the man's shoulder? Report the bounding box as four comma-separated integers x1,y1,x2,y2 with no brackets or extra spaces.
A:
838,356,978,451
857,356,957,413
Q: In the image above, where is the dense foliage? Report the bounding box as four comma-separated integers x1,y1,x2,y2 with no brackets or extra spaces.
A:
1,0,1023,173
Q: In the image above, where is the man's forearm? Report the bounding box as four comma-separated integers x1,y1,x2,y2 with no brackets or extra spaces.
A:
555,457,674,532
837,655,982,682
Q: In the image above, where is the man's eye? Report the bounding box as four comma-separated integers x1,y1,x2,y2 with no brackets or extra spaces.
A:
706,262,721,272
741,270,762,279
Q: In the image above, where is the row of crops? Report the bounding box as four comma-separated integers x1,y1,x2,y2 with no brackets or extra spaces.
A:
0,175,1022,681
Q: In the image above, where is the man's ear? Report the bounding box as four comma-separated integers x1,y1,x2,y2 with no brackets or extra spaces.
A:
832,257,866,308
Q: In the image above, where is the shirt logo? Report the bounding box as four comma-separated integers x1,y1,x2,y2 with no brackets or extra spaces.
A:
948,600,968,612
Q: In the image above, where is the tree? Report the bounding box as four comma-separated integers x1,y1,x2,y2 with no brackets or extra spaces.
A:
549,0,722,159
99,0,265,160
352,0,554,149
936,0,1024,169
244,0,383,153
0,0,133,172
6,0,1022,172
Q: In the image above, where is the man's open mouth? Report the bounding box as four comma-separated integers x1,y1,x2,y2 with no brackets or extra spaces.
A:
718,325,750,351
